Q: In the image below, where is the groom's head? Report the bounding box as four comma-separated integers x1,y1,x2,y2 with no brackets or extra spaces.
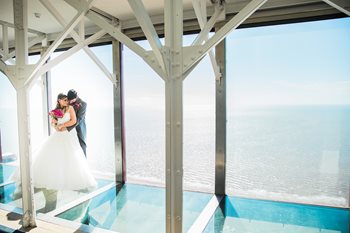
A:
67,89,78,104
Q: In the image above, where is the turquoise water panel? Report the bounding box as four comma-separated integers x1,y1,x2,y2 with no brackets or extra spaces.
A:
0,164,16,184
204,196,349,233
58,183,212,232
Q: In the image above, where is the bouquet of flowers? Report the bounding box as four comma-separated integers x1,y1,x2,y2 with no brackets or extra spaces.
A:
49,109,64,120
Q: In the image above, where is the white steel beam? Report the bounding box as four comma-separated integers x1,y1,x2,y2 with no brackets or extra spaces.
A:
164,0,183,232
192,5,223,46
0,60,7,73
25,0,94,87
39,0,113,83
3,34,46,62
40,45,51,137
184,0,268,74
40,0,112,84
128,0,165,71
13,0,36,227
322,0,350,16
34,30,106,81
0,19,45,36
86,11,145,58
86,10,165,79
79,18,85,40
192,0,221,80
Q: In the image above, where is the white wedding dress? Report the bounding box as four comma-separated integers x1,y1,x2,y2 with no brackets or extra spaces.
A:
31,111,97,190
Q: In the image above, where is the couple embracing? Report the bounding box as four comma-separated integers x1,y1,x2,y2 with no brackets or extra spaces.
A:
31,89,96,191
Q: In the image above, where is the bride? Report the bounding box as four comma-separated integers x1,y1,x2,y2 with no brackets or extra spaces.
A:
31,93,97,191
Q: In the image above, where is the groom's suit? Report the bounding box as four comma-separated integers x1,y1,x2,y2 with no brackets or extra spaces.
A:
67,98,87,156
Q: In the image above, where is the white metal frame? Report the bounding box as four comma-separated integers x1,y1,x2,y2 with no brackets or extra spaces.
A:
0,0,349,231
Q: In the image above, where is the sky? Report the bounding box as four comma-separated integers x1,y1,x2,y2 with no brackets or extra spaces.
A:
0,16,349,167
226,17,350,108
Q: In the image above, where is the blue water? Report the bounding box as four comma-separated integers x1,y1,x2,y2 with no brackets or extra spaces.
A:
204,196,350,233
58,183,212,233
1,105,350,207
226,105,350,207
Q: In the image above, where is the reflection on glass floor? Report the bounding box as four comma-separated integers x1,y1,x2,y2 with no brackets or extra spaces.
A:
0,164,114,215
58,183,212,233
204,196,350,233
0,164,16,184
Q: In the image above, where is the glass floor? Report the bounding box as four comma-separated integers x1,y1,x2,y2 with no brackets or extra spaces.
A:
0,164,114,214
204,196,350,233
0,162,349,233
0,164,16,184
58,183,212,232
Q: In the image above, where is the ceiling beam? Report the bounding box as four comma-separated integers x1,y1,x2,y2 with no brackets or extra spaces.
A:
184,0,268,74
128,0,165,71
322,0,350,16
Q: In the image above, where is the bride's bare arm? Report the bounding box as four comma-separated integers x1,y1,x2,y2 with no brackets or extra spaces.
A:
58,106,77,130
51,118,59,131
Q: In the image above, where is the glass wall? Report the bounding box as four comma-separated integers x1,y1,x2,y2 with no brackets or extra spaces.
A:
0,72,18,158
226,18,350,207
123,36,215,192
50,45,115,177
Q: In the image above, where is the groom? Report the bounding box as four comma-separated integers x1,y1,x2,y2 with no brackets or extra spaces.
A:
67,89,87,156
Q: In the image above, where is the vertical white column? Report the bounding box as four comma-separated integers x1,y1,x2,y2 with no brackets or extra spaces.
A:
40,45,52,136
13,0,36,227
164,0,183,232
112,40,125,183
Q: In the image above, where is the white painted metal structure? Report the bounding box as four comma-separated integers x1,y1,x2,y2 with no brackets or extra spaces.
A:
0,0,349,232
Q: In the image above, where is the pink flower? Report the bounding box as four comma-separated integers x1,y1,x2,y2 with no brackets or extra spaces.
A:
49,109,64,120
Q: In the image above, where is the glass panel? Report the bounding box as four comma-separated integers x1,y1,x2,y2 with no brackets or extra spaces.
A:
204,196,350,233
183,35,215,193
124,35,215,192
0,178,113,213
0,164,16,184
0,72,19,159
123,41,165,185
58,183,212,233
50,45,115,176
226,18,350,207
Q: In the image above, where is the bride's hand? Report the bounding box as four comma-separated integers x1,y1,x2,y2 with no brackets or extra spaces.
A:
57,124,67,131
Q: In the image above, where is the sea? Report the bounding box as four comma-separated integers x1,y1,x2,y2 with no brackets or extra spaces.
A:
1,105,349,208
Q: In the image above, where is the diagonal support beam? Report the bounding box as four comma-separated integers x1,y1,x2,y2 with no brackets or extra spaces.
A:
128,0,165,71
39,0,113,83
86,10,165,79
192,4,224,46
322,0,350,16
25,0,95,87
33,30,107,83
192,0,222,80
184,0,268,74
0,60,7,74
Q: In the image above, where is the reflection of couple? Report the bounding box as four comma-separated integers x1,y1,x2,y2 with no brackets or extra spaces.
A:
31,90,96,191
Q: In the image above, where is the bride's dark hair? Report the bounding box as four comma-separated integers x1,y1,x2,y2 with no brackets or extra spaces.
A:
55,93,69,112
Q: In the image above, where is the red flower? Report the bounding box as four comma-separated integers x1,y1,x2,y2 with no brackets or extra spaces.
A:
49,109,64,120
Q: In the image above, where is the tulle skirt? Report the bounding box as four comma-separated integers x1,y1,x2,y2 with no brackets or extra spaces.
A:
31,128,97,191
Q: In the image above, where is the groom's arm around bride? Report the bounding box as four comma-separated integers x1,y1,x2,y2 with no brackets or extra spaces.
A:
67,89,88,156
